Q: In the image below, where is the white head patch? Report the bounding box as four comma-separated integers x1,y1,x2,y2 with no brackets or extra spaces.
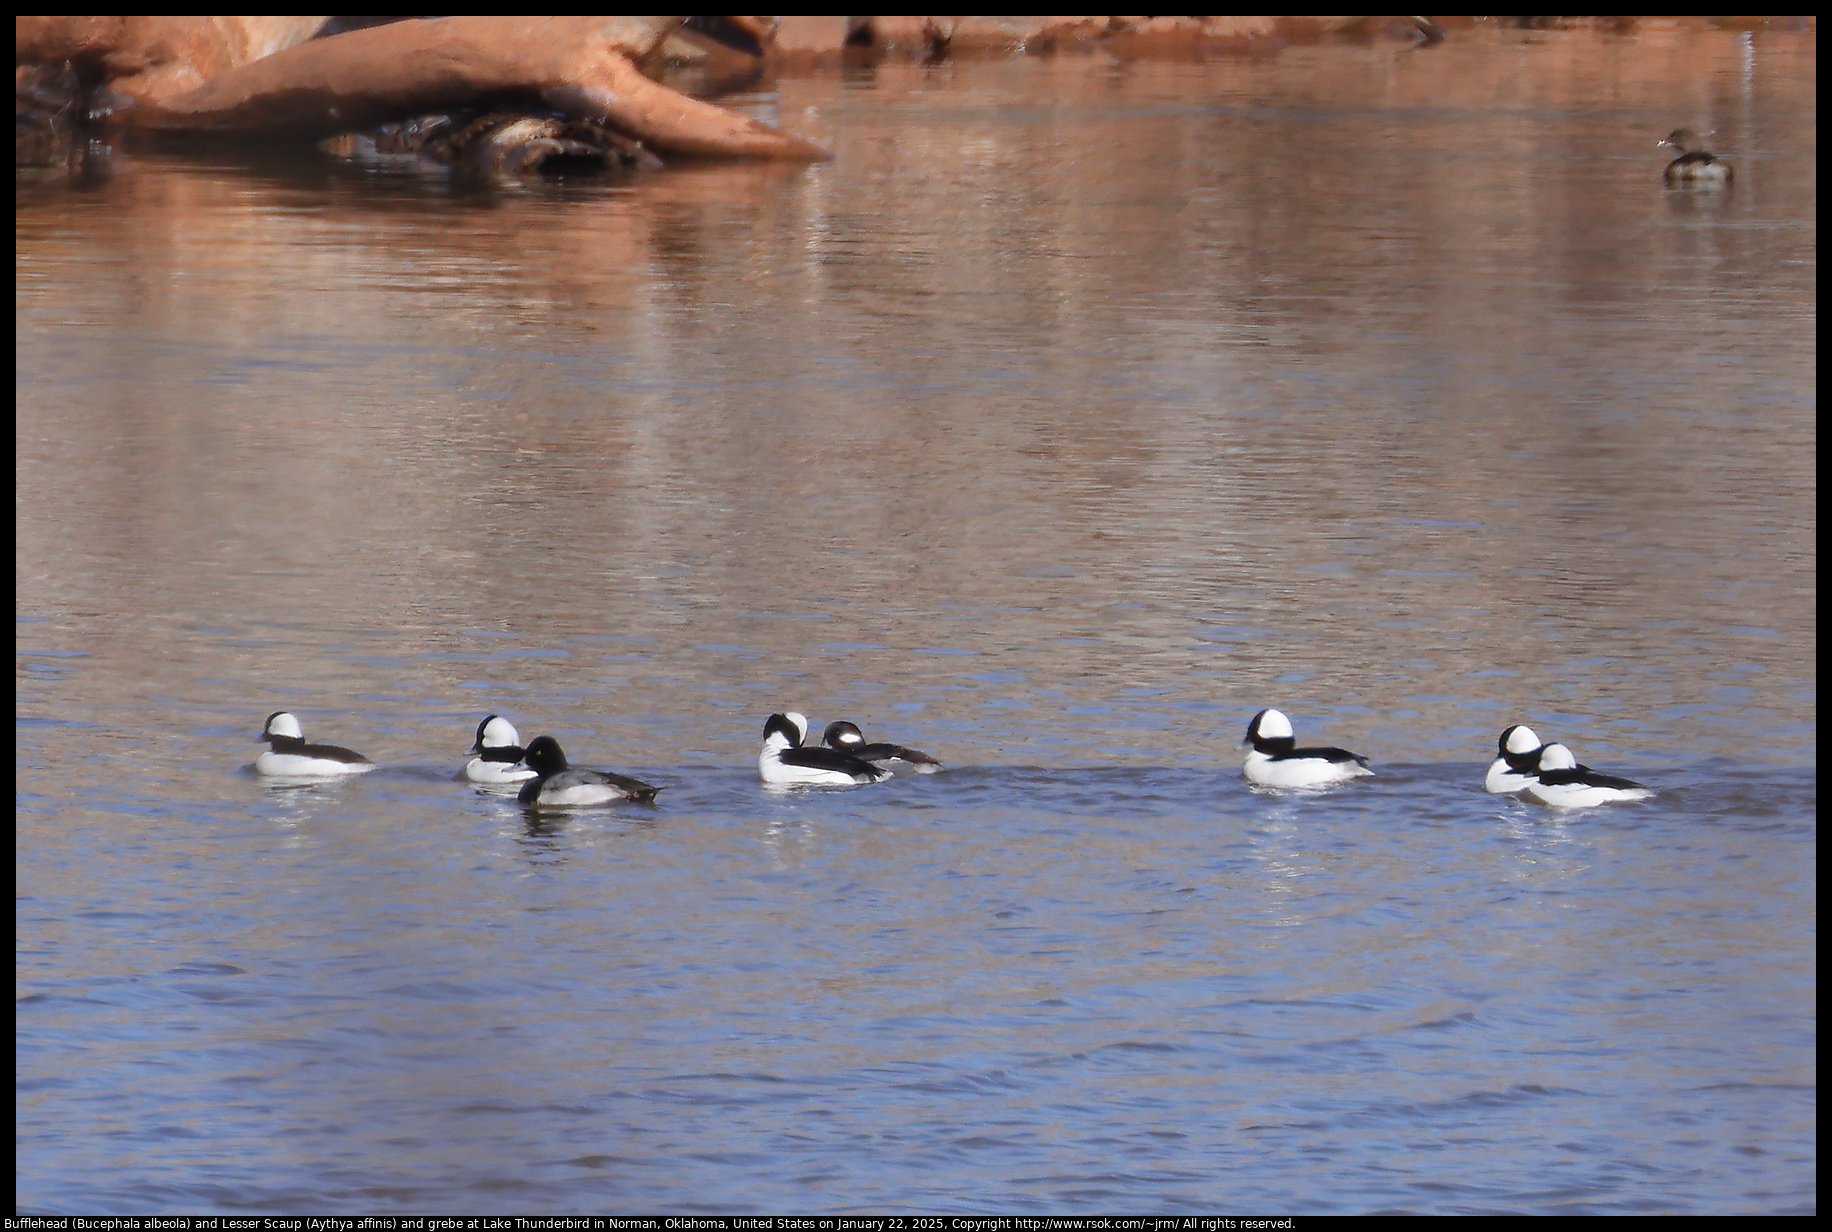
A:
481,716,521,748
1505,725,1541,754
762,712,805,752
265,712,303,740
1537,743,1577,771
1253,709,1294,740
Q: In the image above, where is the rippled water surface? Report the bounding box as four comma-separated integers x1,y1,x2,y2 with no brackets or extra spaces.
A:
17,24,1815,1215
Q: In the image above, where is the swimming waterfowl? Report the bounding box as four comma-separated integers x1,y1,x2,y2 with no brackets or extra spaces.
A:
759,712,889,786
1521,743,1655,809
821,720,944,775
1485,724,1547,793
465,714,536,784
255,711,375,777
517,735,661,806
1660,128,1733,186
1241,708,1373,788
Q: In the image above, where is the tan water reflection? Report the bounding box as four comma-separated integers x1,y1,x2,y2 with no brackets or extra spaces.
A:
16,24,1815,765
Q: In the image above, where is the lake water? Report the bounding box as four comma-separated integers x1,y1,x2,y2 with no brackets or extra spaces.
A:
16,23,1815,1215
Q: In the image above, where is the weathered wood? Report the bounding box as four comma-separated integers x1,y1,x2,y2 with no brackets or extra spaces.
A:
16,17,330,101
19,16,827,161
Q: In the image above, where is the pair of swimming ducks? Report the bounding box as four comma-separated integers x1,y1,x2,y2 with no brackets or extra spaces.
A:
260,707,1652,809
1242,708,1654,807
254,708,942,804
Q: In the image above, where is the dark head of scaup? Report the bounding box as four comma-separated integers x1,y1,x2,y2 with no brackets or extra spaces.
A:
517,734,662,806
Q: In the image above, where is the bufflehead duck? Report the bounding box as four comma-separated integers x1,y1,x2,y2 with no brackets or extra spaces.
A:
517,735,662,807
465,714,536,784
1660,128,1732,186
821,720,944,775
255,711,375,777
759,712,890,786
1485,724,1547,793
1522,743,1655,809
1241,708,1373,788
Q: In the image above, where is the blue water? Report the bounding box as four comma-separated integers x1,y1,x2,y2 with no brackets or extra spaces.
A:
16,25,1816,1215
16,754,1815,1213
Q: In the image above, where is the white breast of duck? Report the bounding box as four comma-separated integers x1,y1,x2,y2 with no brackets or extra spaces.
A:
465,714,536,783
1485,724,1546,793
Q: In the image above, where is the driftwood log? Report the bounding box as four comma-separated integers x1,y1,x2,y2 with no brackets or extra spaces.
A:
17,16,827,162
18,16,1453,167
